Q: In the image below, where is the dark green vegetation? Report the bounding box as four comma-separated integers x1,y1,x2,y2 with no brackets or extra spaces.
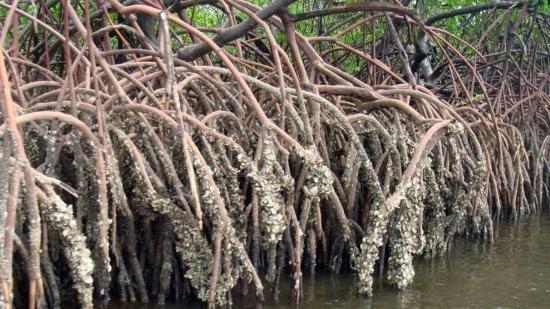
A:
0,1,548,308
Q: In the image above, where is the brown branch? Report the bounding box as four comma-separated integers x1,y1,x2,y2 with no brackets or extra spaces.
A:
289,2,420,23
177,0,296,61
426,1,527,26
0,47,43,309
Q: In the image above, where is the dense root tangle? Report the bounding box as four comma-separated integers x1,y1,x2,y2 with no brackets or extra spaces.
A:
0,0,548,307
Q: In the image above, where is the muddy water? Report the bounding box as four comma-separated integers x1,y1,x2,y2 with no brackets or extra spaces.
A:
112,214,550,308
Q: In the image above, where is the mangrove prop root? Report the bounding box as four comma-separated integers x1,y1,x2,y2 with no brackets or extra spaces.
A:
0,0,548,307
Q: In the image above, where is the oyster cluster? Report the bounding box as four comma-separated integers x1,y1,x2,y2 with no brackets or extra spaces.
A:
255,137,287,245
356,199,386,296
422,162,448,257
304,149,334,200
387,175,425,289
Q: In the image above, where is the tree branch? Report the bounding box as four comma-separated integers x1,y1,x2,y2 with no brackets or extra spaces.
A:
426,1,526,26
289,2,420,23
177,0,296,61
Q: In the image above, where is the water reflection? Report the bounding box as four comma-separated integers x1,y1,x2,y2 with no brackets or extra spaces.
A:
110,214,550,308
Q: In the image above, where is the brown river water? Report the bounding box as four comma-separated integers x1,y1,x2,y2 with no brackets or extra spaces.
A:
111,213,550,308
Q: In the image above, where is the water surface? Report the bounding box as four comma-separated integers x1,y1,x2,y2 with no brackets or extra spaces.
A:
113,214,550,308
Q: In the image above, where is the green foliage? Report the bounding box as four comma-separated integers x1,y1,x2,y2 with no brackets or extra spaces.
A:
0,0,546,74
